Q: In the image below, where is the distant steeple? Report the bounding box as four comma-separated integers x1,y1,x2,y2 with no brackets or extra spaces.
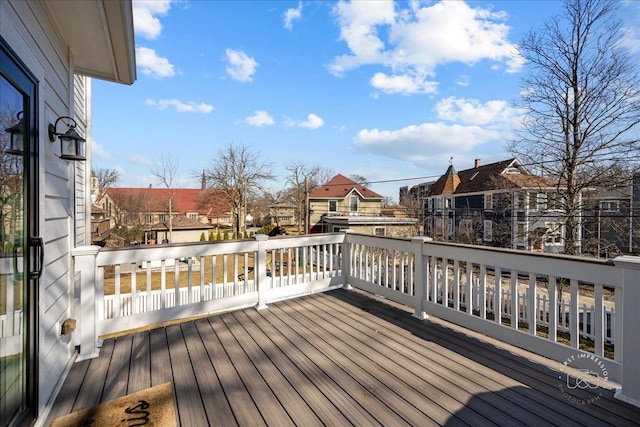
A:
201,170,206,190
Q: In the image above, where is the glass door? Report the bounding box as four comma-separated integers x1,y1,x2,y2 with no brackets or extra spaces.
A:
0,38,38,427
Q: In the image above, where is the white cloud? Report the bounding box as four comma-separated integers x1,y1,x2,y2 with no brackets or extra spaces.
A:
136,46,175,78
145,98,214,113
353,122,501,164
456,74,470,87
129,154,152,166
299,113,324,129
370,72,437,95
225,49,259,82
284,2,303,30
133,0,172,40
286,113,325,129
91,140,111,160
330,1,523,93
435,97,517,126
245,110,275,127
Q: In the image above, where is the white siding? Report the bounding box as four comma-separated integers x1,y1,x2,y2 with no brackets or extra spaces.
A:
1,0,84,414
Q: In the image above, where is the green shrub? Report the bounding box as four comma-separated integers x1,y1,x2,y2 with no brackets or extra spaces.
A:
223,231,229,240
199,232,206,242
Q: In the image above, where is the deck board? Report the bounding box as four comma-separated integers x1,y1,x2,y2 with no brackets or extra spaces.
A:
45,288,640,427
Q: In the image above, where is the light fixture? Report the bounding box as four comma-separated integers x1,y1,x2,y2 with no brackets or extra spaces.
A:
48,116,86,161
4,111,24,155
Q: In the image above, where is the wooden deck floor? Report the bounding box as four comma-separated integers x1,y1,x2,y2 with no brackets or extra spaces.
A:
45,288,640,426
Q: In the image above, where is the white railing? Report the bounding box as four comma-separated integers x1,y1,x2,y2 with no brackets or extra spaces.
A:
73,231,640,408
0,256,22,357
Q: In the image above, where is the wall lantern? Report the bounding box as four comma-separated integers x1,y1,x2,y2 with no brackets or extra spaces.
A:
4,111,24,155
48,116,86,161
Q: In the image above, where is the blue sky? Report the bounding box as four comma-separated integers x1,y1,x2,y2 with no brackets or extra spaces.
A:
91,0,640,202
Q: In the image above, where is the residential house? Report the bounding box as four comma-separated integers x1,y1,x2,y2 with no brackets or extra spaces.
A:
97,187,233,229
309,174,418,237
145,216,214,244
581,172,640,257
267,201,297,227
0,1,136,425
424,159,565,252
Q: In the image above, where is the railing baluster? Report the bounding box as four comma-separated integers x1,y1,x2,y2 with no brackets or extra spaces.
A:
493,267,501,325
528,272,537,336
569,278,579,348
594,283,604,356
548,275,557,342
174,258,180,305
131,262,137,314
466,261,473,314
510,269,518,330
114,264,121,318
453,260,460,311
200,256,205,301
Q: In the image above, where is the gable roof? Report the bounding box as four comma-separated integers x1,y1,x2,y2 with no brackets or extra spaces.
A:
103,188,231,218
427,159,558,196
310,174,383,200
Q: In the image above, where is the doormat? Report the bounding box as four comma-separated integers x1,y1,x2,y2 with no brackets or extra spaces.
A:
51,382,176,427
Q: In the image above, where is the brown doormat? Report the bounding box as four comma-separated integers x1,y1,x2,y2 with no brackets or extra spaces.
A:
51,382,176,427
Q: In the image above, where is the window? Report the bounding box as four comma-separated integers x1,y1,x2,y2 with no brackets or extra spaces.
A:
349,195,358,212
544,222,563,245
600,200,620,213
329,200,337,212
484,194,493,210
188,213,198,220
483,220,493,241
374,227,385,236
537,193,547,210
158,214,167,222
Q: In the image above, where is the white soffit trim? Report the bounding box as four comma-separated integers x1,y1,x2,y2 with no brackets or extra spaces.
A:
42,0,136,85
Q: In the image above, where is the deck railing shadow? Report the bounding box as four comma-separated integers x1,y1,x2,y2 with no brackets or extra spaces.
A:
326,288,640,424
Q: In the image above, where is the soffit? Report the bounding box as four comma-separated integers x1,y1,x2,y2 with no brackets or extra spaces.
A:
42,0,136,85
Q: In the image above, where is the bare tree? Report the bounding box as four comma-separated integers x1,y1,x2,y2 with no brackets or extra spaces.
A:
510,0,640,254
204,144,275,237
92,167,120,199
349,174,370,187
285,163,334,233
151,154,178,243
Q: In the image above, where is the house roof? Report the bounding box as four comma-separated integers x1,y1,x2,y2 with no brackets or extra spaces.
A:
310,174,383,200
427,159,558,196
104,188,231,219
42,0,136,84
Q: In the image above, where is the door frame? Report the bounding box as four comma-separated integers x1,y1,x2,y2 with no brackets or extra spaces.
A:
0,34,39,426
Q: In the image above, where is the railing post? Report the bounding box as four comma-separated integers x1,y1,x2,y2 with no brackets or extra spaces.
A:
255,234,269,310
412,237,431,320
71,245,101,361
341,230,353,290
613,255,640,408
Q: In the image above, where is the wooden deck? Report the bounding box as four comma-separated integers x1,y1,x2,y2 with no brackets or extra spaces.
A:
45,288,640,426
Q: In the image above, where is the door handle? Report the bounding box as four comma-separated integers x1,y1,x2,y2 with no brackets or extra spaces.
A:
29,236,44,279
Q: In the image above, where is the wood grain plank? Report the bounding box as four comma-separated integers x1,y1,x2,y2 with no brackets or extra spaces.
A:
223,311,323,426
149,327,172,386
275,298,450,426
43,358,90,424
236,309,353,426
127,331,151,394
165,324,209,427
195,318,266,427
102,334,133,402
180,321,237,426
72,339,115,411
209,314,295,426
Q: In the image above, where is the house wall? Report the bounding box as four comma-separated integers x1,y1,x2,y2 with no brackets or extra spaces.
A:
309,197,382,230
1,0,86,414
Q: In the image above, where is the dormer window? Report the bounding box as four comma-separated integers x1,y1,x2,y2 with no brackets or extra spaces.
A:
349,195,359,212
